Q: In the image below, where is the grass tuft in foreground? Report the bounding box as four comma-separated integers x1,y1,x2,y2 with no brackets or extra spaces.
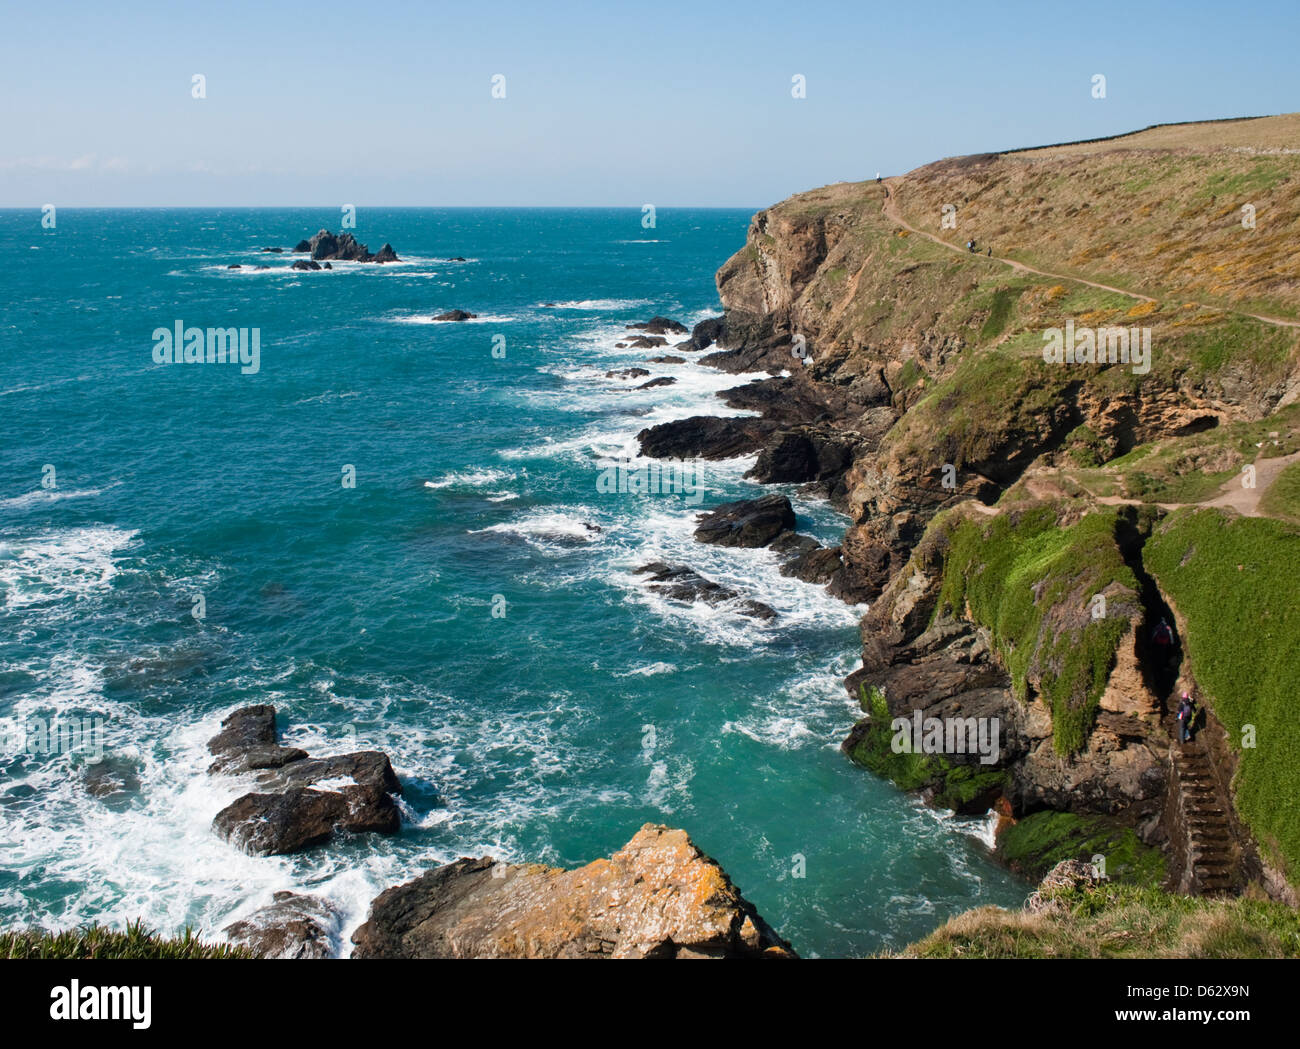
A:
0,920,252,960
896,882,1300,959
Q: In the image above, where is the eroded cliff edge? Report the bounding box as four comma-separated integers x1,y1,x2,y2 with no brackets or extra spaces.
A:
669,116,1300,901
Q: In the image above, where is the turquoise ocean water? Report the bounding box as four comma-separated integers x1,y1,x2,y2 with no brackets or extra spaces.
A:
0,208,1026,956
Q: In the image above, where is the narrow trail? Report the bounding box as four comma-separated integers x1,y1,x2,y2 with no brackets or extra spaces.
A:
955,449,1298,523
1094,448,1300,517
880,180,1300,331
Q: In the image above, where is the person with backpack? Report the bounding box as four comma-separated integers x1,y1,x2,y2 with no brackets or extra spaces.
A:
1176,692,1193,743
1152,617,1174,648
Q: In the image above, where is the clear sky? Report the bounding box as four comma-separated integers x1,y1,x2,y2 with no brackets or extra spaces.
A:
2,0,1297,207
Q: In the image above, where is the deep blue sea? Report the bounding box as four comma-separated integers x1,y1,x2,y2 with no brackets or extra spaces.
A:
0,207,1026,956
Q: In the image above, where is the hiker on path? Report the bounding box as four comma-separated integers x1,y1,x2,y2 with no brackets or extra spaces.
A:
967,239,977,253
1176,694,1192,743
1151,617,1176,670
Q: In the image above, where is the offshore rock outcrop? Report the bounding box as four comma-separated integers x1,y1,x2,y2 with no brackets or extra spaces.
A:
291,229,399,263
351,824,795,958
207,705,403,856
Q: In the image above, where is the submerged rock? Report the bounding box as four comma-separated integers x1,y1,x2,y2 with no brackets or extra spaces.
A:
351,823,796,958
628,317,689,336
432,309,477,322
82,757,142,806
694,494,795,548
223,891,340,959
635,562,776,620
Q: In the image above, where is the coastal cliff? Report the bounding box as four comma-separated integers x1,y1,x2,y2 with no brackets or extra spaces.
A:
685,115,1300,901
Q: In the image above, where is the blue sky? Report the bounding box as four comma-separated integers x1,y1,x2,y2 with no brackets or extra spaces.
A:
2,0,1297,206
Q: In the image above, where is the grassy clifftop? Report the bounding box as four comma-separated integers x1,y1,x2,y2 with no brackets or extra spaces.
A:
898,880,1300,959
717,115,1300,901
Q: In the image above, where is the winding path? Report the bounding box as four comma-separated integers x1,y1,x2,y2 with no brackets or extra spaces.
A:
880,180,1300,330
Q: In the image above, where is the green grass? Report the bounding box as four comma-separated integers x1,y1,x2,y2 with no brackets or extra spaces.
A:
1144,509,1300,883
997,810,1166,887
935,506,1139,754
845,685,1008,809
978,286,1019,341
1259,460,1300,523
0,920,252,959
897,882,1300,958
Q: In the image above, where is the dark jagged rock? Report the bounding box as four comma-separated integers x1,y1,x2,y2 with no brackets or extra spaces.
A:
433,310,476,322
308,229,366,261
351,824,796,959
648,355,686,364
694,494,795,548
292,259,322,271
206,705,403,856
748,427,860,487
290,229,400,263
637,376,677,389
213,784,400,856
635,562,776,621
223,892,339,959
624,335,668,349
226,264,241,269
628,317,689,336
207,705,307,775
207,706,277,761
768,532,844,584
606,367,650,380
637,415,774,460
686,316,724,351
262,247,283,253
254,750,402,796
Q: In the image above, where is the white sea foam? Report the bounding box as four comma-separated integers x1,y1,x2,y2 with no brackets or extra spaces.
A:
423,468,518,491
471,509,606,551
539,299,653,311
0,483,120,510
385,312,517,325
0,526,137,612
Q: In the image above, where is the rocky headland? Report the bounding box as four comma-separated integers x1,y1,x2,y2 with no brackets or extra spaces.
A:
625,115,1300,908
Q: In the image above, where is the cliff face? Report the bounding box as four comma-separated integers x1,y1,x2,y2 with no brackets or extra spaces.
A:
351,824,795,959
710,116,1300,898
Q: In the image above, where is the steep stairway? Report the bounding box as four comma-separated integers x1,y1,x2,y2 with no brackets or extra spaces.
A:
1169,731,1239,895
